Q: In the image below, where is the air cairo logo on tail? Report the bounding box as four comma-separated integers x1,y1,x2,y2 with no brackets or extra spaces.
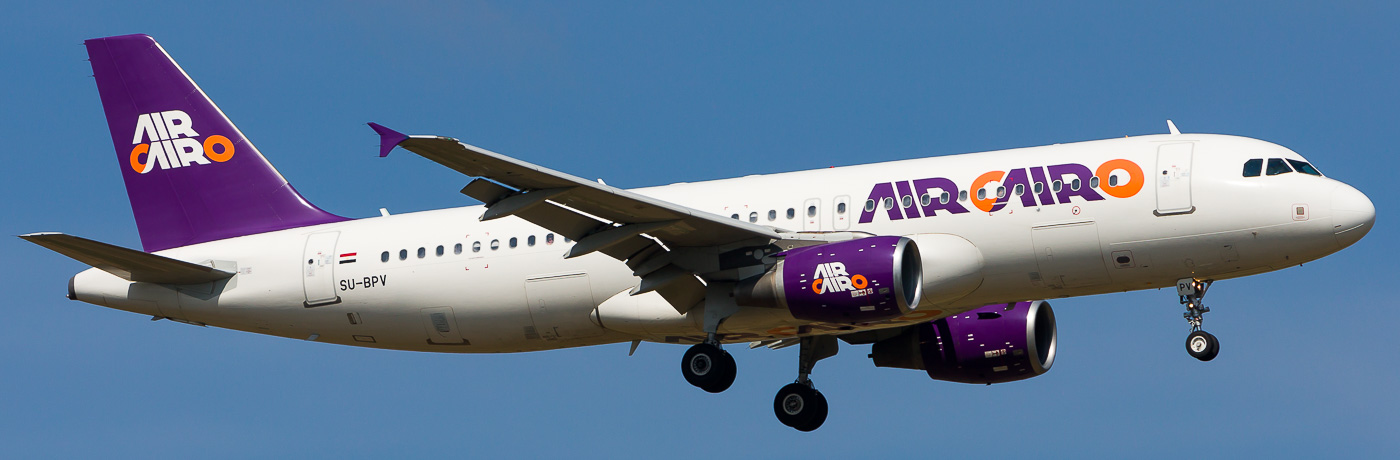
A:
811,262,873,298
128,110,234,174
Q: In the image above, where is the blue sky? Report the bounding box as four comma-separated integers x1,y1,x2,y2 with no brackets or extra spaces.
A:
3,1,1397,458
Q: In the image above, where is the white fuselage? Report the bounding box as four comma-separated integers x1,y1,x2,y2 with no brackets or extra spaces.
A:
69,134,1372,353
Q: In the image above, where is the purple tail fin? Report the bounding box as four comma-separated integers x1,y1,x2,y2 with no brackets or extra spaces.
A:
85,34,346,252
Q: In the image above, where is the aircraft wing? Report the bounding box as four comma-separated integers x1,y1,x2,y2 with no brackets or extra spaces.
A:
371,123,784,311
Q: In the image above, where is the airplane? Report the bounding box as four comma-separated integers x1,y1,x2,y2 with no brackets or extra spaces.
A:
24,34,1375,432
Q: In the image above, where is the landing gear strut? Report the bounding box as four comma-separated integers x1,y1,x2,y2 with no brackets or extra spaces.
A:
774,336,837,431
681,335,736,393
1178,278,1219,361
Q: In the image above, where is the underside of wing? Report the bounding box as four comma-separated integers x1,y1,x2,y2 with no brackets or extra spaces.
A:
371,123,794,311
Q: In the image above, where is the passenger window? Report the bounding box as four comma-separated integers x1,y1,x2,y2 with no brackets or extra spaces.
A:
976,188,986,200
490,240,500,250
749,212,758,223
864,200,876,212
958,190,968,202
1052,181,1062,192
1034,182,1044,195
546,233,555,245
381,251,390,262
1242,159,1262,177
882,197,894,210
940,191,950,204
807,206,817,217
528,235,536,246
417,247,426,259
435,245,444,256
1071,178,1081,191
900,195,912,208
509,237,518,248
767,210,777,221
454,243,462,255
920,194,931,206
731,213,739,220
995,186,1006,199
472,241,481,253
786,208,795,219
1014,184,1025,196
1090,177,1099,189
399,249,408,261
1266,158,1292,176
837,202,847,214
1288,159,1322,176
1109,175,1120,186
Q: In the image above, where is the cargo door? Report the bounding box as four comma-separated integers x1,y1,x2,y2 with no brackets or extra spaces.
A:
1031,222,1110,289
525,273,603,340
302,232,340,307
1155,143,1194,215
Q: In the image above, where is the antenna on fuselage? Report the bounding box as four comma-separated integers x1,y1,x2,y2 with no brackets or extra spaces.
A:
1167,120,1181,135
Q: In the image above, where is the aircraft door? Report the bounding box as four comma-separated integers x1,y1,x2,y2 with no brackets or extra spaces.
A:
302,232,341,307
803,198,821,231
833,195,851,230
1031,222,1110,289
525,273,603,340
1155,143,1194,215
421,307,469,345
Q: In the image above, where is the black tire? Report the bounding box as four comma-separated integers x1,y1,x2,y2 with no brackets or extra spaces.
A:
1200,332,1220,361
682,343,736,392
702,349,737,393
774,383,824,429
1186,330,1216,361
794,390,828,432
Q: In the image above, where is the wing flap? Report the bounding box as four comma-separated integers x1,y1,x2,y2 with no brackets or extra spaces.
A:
20,233,234,285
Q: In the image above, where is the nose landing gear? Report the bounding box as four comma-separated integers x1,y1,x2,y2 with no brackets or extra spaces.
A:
1179,278,1219,361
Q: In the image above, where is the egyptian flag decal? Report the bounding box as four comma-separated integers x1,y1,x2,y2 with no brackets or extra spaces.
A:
338,252,357,264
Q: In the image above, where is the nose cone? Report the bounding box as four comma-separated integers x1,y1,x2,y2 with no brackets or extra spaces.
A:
1332,183,1375,249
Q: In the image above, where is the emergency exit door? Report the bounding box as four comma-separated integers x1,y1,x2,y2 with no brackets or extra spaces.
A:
302,232,340,307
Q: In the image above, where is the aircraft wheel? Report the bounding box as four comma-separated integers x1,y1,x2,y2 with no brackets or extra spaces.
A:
774,383,828,431
682,343,735,393
1186,330,1219,362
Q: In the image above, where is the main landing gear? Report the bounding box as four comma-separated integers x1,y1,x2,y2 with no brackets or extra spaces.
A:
1178,278,1219,361
681,337,737,393
774,336,836,431
679,334,837,432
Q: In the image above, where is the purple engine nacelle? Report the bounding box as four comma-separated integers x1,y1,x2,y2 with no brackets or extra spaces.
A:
737,236,923,323
870,301,1057,384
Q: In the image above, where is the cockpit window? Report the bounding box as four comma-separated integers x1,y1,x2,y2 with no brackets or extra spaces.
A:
1265,158,1293,176
1287,159,1322,176
1242,159,1262,177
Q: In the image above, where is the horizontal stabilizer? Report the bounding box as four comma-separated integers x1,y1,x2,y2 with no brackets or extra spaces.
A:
20,233,233,285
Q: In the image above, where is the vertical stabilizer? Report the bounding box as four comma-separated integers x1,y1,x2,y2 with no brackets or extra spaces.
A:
85,34,346,252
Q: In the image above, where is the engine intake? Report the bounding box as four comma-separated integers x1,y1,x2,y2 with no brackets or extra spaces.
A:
736,236,922,323
870,301,1056,384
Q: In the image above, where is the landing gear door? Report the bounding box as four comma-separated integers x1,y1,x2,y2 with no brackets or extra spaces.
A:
302,232,340,307
1155,143,1194,215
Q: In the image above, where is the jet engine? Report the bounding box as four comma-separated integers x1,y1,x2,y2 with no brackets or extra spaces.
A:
870,301,1056,384
736,236,923,323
